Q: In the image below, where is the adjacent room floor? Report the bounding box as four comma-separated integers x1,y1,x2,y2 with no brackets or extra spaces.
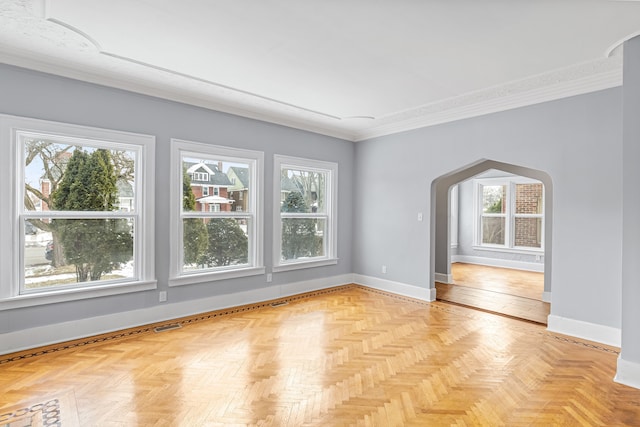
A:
1,285,637,426
436,263,550,324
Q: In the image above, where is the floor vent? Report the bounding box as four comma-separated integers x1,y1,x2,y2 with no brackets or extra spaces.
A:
154,323,182,333
270,301,289,307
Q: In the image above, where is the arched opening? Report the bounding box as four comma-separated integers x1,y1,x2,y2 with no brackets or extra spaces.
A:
430,159,552,323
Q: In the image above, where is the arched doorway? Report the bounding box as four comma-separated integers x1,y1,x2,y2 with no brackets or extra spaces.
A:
430,159,552,323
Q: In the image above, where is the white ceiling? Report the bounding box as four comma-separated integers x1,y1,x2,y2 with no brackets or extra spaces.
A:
1,0,640,141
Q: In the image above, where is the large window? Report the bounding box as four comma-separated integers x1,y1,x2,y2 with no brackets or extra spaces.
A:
0,115,156,309
170,139,264,285
475,177,544,251
273,155,337,271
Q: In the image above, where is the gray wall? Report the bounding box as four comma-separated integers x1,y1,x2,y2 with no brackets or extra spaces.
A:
354,88,623,328
0,64,354,333
622,36,640,363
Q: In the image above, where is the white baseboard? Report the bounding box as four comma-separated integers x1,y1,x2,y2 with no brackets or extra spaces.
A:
353,274,435,302
615,356,640,390
542,291,552,303
547,314,621,347
452,255,544,273
434,272,453,284
0,274,354,356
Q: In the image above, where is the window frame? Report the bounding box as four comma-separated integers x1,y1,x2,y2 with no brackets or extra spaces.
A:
473,177,544,253
169,139,264,286
0,114,156,310
273,155,338,272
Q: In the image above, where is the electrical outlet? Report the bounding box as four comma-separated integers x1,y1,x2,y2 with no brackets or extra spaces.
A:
266,273,273,282
159,291,167,302
417,212,423,221
382,265,387,274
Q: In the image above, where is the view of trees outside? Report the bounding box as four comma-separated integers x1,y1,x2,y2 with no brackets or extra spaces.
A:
280,168,326,261
481,184,506,245
23,138,136,289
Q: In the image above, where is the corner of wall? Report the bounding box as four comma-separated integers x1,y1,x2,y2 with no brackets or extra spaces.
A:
615,356,640,390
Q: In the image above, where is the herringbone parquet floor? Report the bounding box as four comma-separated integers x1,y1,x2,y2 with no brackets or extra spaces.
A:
1,285,639,426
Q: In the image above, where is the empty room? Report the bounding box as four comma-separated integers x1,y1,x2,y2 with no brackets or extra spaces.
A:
2,1,640,425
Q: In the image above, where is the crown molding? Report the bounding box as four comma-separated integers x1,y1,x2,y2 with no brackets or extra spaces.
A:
353,55,623,141
0,0,626,143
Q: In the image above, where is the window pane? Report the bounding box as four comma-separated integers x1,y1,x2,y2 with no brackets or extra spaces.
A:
182,217,249,271
482,185,506,214
182,157,248,213
515,183,543,214
515,217,543,248
24,139,136,213
281,218,326,261
24,218,135,290
280,168,326,214
482,217,505,245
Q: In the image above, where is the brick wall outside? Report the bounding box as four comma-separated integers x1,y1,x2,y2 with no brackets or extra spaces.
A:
514,183,543,248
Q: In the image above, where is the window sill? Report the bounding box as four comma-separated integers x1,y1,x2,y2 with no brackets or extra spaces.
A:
0,280,158,311
272,258,338,273
169,266,266,287
471,245,544,256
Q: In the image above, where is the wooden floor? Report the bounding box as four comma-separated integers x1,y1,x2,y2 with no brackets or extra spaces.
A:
1,285,639,426
436,263,550,325
451,263,544,301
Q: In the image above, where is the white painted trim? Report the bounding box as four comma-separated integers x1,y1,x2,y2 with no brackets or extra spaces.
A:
434,272,453,284
547,315,621,347
353,274,435,302
0,274,353,355
615,356,640,390
0,48,622,143
542,291,552,303
451,255,544,273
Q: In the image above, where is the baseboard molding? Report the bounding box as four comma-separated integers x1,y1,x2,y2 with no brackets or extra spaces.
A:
547,314,621,347
615,356,640,390
434,272,453,284
542,291,552,303
0,274,354,356
353,274,435,302
452,255,544,273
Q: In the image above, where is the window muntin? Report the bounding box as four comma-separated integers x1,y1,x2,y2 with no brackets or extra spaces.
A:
274,156,337,270
476,178,544,251
170,139,263,284
2,115,156,307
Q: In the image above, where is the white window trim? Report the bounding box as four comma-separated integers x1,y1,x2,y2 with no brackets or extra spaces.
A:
273,155,338,272
450,184,459,248
473,176,544,253
169,139,264,286
0,114,156,310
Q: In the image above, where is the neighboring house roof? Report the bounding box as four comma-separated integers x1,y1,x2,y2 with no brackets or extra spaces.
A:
281,174,303,193
116,179,134,198
228,166,249,189
185,162,232,186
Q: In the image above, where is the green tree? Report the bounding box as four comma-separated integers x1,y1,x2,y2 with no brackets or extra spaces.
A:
281,192,321,260
51,149,133,282
182,169,208,266
24,139,135,267
204,218,248,267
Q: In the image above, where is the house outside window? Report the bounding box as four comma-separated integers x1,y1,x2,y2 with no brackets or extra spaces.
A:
273,155,338,271
475,177,544,251
0,115,156,309
170,139,264,285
